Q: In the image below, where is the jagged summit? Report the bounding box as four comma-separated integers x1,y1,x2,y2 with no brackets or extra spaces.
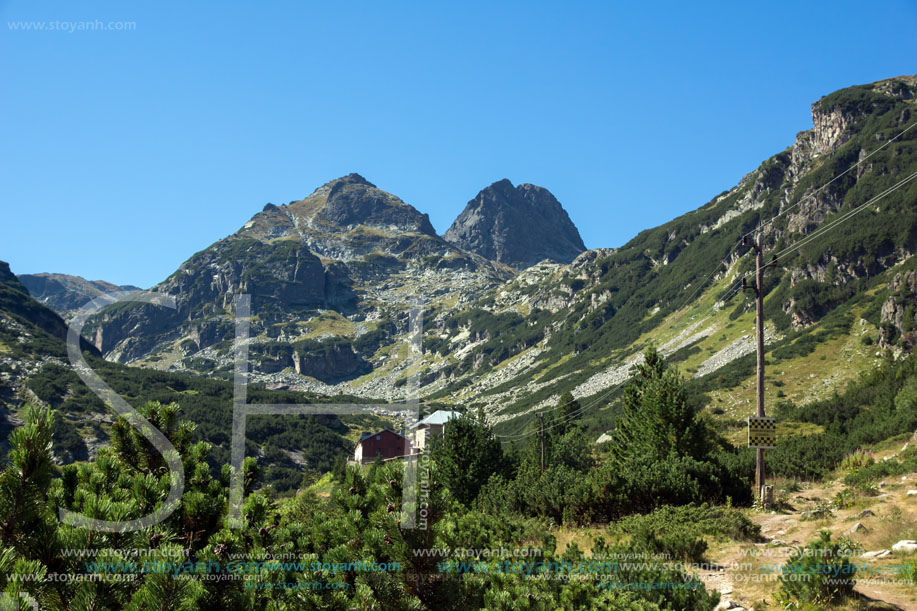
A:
241,174,436,239
304,173,377,198
444,179,586,269
86,173,509,366
329,172,375,188
312,174,435,235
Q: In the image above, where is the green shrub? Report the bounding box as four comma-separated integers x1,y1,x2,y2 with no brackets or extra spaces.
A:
775,531,859,606
609,504,761,548
590,536,719,610
840,448,876,471
629,523,708,563
844,446,917,487
897,560,917,585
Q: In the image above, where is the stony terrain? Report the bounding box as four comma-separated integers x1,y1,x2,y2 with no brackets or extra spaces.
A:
699,435,917,610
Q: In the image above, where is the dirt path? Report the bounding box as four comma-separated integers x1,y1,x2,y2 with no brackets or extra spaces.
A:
855,582,911,610
702,467,917,610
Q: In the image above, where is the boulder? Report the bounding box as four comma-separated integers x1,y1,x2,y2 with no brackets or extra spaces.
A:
844,522,868,535
861,549,891,560
892,540,917,553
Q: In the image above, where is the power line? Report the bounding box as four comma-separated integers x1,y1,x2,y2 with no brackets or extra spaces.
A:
681,118,916,314
497,168,917,442
717,278,745,306
741,119,917,241
495,380,627,440
723,168,917,315
494,120,917,441
498,164,915,443
769,169,917,265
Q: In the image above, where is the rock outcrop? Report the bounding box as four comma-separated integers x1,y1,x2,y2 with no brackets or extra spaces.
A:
879,270,917,350
444,179,586,269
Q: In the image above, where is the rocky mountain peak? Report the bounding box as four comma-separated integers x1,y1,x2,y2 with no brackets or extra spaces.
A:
327,172,375,190
314,175,435,235
444,179,586,269
806,76,916,157
237,174,438,243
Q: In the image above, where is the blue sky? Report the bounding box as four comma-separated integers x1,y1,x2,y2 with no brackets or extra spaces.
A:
2,1,915,288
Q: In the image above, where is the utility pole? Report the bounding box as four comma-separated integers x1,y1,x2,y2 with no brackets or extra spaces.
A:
743,234,777,499
539,412,545,472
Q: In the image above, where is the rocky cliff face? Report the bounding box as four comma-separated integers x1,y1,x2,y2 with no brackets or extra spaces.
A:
784,75,917,235
18,273,140,321
444,179,586,269
879,270,917,350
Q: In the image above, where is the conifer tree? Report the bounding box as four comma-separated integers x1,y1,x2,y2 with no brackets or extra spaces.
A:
610,346,712,463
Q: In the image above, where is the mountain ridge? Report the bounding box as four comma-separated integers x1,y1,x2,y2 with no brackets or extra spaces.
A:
52,76,917,439
0,258,369,481
19,273,141,321
84,174,513,373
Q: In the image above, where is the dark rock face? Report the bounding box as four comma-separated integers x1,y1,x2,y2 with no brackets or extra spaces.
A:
87,238,344,361
18,273,140,321
444,179,586,269
0,262,17,287
315,174,437,235
294,342,370,383
249,338,369,382
880,270,917,350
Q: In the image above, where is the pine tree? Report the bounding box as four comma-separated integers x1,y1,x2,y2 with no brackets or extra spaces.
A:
431,414,504,506
0,405,55,551
552,391,582,435
610,346,712,463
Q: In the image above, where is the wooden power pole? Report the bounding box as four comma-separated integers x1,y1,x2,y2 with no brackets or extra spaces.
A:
539,412,545,472
743,234,777,499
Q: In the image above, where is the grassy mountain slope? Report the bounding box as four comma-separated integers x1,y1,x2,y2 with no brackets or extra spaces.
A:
411,76,917,436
